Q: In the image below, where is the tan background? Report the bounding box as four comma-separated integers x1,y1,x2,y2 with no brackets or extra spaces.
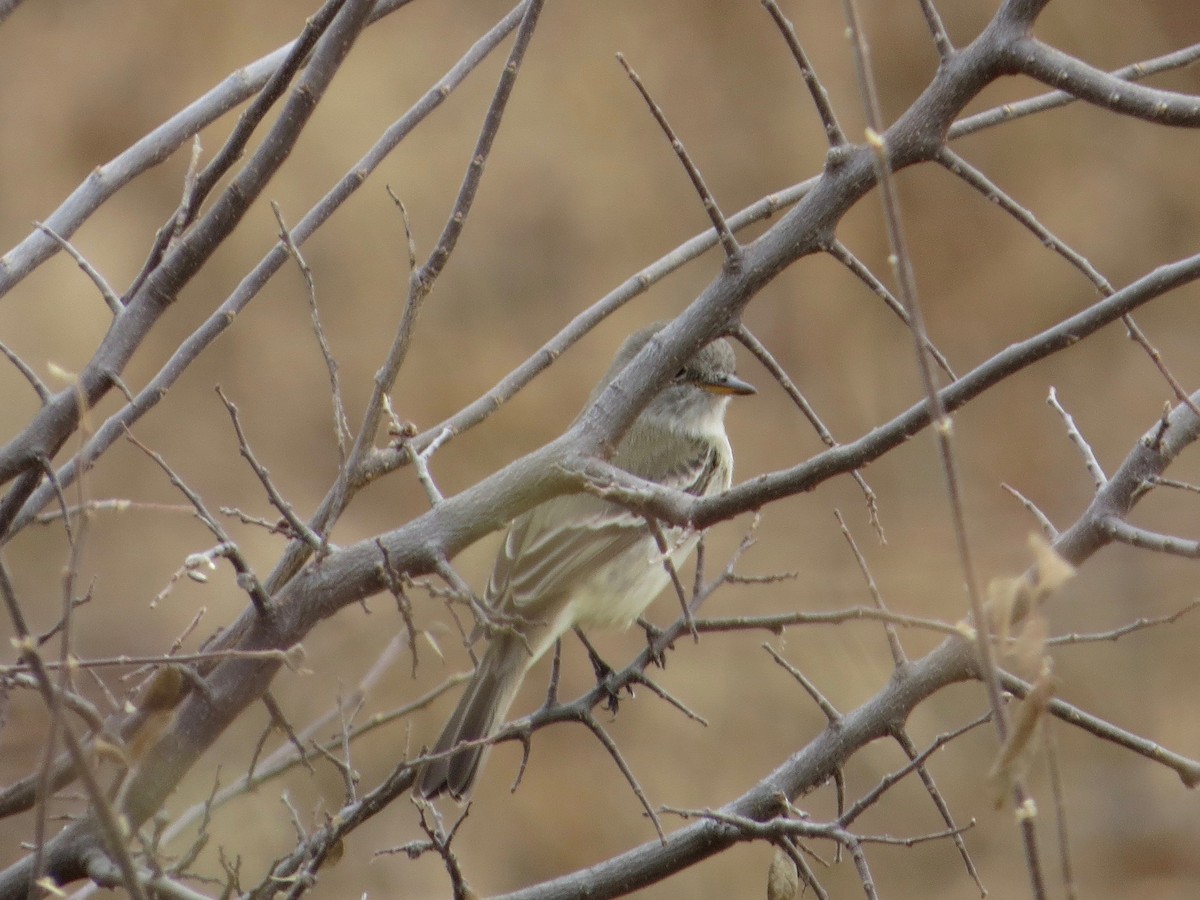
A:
1,0,1199,897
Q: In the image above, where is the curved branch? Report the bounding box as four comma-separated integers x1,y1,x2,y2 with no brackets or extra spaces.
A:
1010,38,1200,127
2,2,527,540
5,1,1200,895
0,0,418,300
490,386,1200,899
0,0,377,530
575,251,1200,530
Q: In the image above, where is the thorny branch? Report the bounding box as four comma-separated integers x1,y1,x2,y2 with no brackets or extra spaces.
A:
3,0,1200,898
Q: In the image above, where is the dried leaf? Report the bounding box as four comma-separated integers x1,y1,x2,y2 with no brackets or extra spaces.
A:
1028,533,1074,601
767,846,801,900
986,575,1022,646
138,665,184,713
1006,611,1050,681
988,659,1057,806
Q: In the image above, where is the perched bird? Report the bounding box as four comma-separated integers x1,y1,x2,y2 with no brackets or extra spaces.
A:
417,323,755,799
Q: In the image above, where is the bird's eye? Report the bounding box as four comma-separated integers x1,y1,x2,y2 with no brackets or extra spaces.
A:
673,367,688,381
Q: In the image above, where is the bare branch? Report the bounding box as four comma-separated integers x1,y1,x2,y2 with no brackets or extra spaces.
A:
950,43,1200,140
917,0,954,61
825,240,956,379
0,562,150,900
763,644,840,723
124,428,275,617
33,222,121,314
999,671,1200,787
125,0,352,301
415,0,546,290
833,510,904,664
616,53,741,264
271,201,352,459
1048,600,1200,645
215,386,325,557
0,0,379,538
2,2,527,543
760,0,847,146
0,339,49,404
1047,387,1106,488
1099,518,1200,558
1001,483,1059,540
735,325,883,537
1009,38,1200,127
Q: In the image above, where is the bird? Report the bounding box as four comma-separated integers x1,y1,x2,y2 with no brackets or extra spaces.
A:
416,322,755,799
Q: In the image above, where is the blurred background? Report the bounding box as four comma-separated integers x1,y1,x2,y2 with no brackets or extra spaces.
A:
1,0,1199,897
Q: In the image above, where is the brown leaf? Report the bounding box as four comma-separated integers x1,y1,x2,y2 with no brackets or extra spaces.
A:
137,665,185,713
766,846,801,900
1027,534,1075,601
1006,610,1050,681
988,659,1057,807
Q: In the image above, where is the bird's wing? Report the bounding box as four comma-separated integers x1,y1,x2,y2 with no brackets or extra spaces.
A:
487,442,723,614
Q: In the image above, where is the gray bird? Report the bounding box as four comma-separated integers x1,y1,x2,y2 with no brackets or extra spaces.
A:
417,323,755,799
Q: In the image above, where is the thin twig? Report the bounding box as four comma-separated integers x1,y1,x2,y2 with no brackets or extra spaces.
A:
1099,518,1200,558
936,147,1200,423
262,692,314,775
917,0,954,61
158,672,470,850
414,0,546,290
694,606,959,636
1123,319,1200,420
891,727,984,894
826,240,957,380
125,0,352,302
215,386,326,555
627,671,709,725
124,429,275,617
643,517,697,640
834,509,904,666
0,340,50,403
760,0,846,146
840,713,989,828
1,645,305,676
763,644,840,723
1001,483,1058,540
406,427,453,507
935,148,1111,293
616,53,741,265
33,222,121,314
1049,599,1200,645
999,670,1200,788
734,325,884,539
578,713,666,844
1043,724,1078,900
841,1,1040,892
1046,387,1107,488
0,561,150,900
271,201,352,459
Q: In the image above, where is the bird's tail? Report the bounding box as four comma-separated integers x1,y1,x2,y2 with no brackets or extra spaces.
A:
416,634,528,799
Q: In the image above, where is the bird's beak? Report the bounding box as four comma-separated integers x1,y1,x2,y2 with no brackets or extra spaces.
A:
700,373,756,396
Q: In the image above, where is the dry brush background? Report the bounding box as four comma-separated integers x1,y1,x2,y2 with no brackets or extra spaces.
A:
1,0,1199,897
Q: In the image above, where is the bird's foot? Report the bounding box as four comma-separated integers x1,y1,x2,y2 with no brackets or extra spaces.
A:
637,617,669,668
574,628,622,715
